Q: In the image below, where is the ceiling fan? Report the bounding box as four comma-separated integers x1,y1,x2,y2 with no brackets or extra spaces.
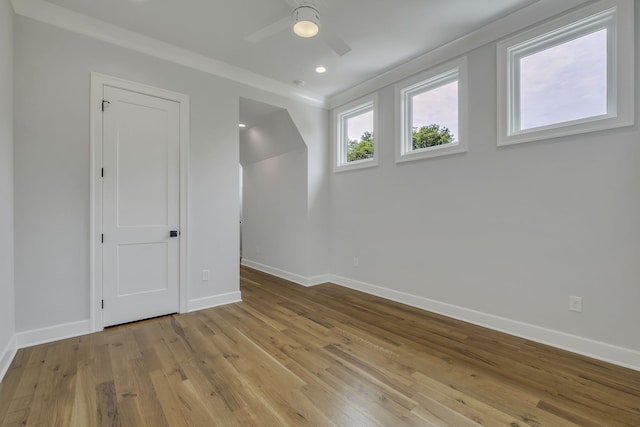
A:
245,0,352,56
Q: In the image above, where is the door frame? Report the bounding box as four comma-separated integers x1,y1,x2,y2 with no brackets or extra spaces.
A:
90,72,190,332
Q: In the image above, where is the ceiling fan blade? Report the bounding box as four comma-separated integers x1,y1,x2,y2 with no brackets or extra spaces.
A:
283,0,300,8
323,32,351,56
283,0,327,10
245,16,291,43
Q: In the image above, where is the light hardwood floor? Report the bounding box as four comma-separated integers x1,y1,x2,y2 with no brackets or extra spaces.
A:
1,266,639,426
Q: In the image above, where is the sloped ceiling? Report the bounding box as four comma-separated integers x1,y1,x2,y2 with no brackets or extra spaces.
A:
239,99,306,166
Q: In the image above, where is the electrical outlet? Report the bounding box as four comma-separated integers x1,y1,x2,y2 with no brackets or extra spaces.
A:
202,270,210,281
569,296,583,313
353,256,359,267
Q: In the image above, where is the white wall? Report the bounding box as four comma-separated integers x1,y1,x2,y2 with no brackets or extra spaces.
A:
302,106,330,279
0,0,15,363
330,9,640,353
242,148,309,277
12,16,327,332
247,101,330,280
240,104,329,282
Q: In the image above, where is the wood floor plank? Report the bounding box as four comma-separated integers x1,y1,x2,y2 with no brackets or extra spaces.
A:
95,380,120,427
128,357,170,427
69,360,97,427
148,369,189,427
24,341,77,427
0,348,30,423
178,358,242,426
1,347,46,427
1,266,639,426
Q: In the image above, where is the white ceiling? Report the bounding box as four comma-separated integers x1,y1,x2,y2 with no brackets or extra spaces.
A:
239,103,306,166
239,97,284,130
42,0,541,98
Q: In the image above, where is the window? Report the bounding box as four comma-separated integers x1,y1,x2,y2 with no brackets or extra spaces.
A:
396,57,468,162
498,0,634,146
334,94,378,172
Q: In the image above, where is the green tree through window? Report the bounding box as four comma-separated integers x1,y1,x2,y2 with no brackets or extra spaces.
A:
347,125,454,162
347,131,374,162
412,124,454,150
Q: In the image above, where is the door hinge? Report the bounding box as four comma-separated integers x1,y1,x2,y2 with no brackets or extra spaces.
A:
101,234,104,243
102,100,110,111
101,168,104,177
101,300,104,309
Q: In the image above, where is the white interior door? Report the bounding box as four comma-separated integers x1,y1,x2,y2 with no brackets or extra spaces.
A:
102,86,180,327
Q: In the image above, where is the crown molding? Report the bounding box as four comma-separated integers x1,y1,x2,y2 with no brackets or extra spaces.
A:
327,0,592,109
10,0,327,108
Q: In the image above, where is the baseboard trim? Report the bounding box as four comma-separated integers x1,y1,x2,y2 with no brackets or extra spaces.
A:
188,291,242,312
241,259,320,287
329,274,640,372
1,292,241,382
308,274,331,286
3,271,637,384
15,319,91,349
0,335,17,383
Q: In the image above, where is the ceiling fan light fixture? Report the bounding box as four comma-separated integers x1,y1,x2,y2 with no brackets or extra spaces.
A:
292,6,320,38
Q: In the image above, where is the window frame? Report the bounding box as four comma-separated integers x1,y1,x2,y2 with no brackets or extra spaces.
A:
395,57,468,163
333,93,379,172
497,0,634,147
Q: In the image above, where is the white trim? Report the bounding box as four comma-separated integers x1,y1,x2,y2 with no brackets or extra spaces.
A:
329,274,640,372
0,335,17,383
89,75,102,333
308,274,331,286
395,57,469,163
1,322,91,383
188,292,242,312
90,73,190,333
10,0,325,108
497,0,635,146
178,91,190,319
241,259,323,287
333,93,379,173
15,320,91,349
327,0,589,109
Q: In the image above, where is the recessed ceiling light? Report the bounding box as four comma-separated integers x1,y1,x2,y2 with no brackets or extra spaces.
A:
239,123,246,128
315,66,327,74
